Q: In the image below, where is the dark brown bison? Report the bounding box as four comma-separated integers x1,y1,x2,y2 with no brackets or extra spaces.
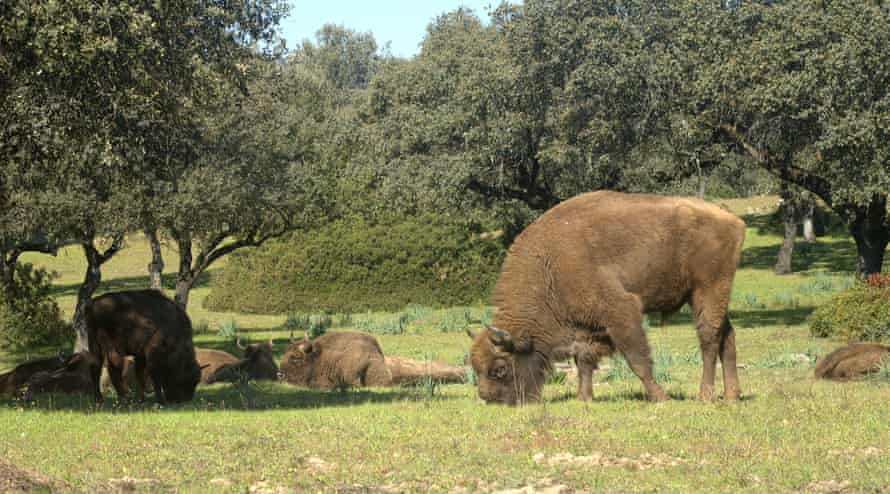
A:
205,339,279,384
279,331,393,389
0,354,67,396
20,352,100,400
85,289,201,403
815,343,890,381
469,191,745,404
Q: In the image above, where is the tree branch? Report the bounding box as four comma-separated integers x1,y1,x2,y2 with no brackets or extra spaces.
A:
718,123,834,206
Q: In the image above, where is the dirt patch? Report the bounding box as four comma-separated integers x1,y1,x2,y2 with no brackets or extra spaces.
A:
804,480,854,494
0,457,67,493
826,447,883,458
107,476,163,492
533,451,683,470
249,481,289,494
493,478,573,494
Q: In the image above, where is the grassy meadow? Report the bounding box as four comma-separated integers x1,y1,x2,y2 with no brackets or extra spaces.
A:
2,198,889,493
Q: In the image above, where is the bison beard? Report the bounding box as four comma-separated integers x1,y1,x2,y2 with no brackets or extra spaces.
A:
469,191,746,404
85,289,201,404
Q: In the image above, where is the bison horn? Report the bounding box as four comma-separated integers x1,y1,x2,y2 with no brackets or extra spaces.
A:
236,337,246,350
199,363,211,370
465,329,478,340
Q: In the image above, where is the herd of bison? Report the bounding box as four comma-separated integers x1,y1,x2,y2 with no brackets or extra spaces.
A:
2,192,888,405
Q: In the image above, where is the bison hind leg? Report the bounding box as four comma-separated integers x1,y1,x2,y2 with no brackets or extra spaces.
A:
691,286,740,401
363,358,393,387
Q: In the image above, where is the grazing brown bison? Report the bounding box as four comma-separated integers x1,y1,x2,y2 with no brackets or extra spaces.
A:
0,354,67,396
20,352,100,400
815,343,890,381
469,191,745,404
279,331,393,389
85,289,201,403
205,339,278,384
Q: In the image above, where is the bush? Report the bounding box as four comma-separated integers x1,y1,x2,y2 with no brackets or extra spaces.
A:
809,277,890,342
0,263,71,351
204,215,506,313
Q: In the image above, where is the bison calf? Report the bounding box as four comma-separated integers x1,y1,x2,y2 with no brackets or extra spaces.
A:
815,343,890,381
86,289,201,403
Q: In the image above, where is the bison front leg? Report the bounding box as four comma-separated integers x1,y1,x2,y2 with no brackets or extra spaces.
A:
602,297,668,402
692,288,741,401
572,343,597,401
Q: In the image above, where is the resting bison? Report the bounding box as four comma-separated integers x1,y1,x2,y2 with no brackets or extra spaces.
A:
205,339,278,384
279,331,393,389
195,348,240,383
0,354,67,396
385,355,466,386
815,343,890,381
86,289,201,403
20,352,100,400
469,191,745,404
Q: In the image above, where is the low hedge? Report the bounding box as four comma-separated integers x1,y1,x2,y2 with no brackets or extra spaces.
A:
809,274,890,342
204,215,506,313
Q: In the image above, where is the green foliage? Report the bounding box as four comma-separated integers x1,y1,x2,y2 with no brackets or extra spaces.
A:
283,312,332,339
217,319,239,341
0,264,70,351
809,282,890,342
205,215,506,313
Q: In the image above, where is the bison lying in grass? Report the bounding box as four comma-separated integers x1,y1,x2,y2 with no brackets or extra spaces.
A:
0,354,67,396
20,352,100,400
815,343,890,381
205,340,279,384
279,331,466,390
86,289,201,403
469,191,746,404
196,348,240,383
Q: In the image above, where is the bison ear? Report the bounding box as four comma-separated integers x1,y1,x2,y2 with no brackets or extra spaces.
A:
487,326,533,354
487,326,514,353
465,329,478,340
299,334,314,354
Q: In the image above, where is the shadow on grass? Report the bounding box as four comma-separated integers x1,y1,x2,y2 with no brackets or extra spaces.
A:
732,307,814,327
48,271,213,299
7,381,451,412
740,240,858,273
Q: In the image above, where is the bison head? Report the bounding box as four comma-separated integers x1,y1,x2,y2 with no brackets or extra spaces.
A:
468,326,547,405
238,338,279,380
279,335,316,386
158,348,201,403
20,352,100,399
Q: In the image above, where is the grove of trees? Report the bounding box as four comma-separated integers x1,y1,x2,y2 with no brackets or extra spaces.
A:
1,0,888,346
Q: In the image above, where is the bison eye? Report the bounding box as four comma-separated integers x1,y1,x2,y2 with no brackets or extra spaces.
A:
488,365,508,381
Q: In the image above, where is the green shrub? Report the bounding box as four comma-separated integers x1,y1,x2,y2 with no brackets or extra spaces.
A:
204,215,506,313
0,263,71,351
809,281,890,342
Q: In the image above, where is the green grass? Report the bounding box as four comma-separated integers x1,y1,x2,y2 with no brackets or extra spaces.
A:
2,203,890,493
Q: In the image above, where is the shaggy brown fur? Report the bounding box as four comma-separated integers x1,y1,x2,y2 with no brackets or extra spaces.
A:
0,354,66,396
470,191,745,404
85,290,201,403
279,331,393,390
205,340,279,384
20,352,100,400
814,342,890,381
385,356,467,386
195,348,240,383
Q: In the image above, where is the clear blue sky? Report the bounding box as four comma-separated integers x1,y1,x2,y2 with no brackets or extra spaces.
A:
280,1,498,58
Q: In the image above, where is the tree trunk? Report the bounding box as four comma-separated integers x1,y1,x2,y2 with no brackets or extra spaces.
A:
849,197,889,275
146,229,164,291
174,236,194,309
774,182,798,275
802,198,816,243
73,243,103,353
0,249,19,302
